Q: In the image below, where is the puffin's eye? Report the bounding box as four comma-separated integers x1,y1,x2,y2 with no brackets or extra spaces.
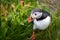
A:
35,13,37,15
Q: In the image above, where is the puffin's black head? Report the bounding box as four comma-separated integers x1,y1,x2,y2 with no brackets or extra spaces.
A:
28,8,43,23
31,8,43,19
31,8,42,14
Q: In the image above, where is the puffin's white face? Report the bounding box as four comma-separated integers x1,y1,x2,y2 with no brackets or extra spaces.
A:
31,12,42,19
27,8,42,23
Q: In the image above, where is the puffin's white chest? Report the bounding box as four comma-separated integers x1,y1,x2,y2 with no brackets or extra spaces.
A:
33,16,51,30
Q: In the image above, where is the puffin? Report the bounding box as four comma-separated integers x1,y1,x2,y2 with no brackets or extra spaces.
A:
28,8,51,40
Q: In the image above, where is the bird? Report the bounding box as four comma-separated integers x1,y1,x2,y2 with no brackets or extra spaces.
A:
28,8,51,40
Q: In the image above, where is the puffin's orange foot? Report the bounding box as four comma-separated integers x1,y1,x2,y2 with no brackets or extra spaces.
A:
31,32,36,40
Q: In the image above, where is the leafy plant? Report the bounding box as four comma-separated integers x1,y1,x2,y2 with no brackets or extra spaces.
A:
0,0,60,40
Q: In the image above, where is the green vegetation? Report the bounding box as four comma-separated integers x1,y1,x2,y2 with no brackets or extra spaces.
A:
0,0,60,40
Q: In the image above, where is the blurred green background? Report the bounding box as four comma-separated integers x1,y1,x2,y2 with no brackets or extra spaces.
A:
0,0,60,40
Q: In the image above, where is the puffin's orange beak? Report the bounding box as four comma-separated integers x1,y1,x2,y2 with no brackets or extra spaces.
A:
28,17,33,23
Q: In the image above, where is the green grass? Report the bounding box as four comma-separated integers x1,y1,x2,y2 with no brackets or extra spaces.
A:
0,0,60,40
